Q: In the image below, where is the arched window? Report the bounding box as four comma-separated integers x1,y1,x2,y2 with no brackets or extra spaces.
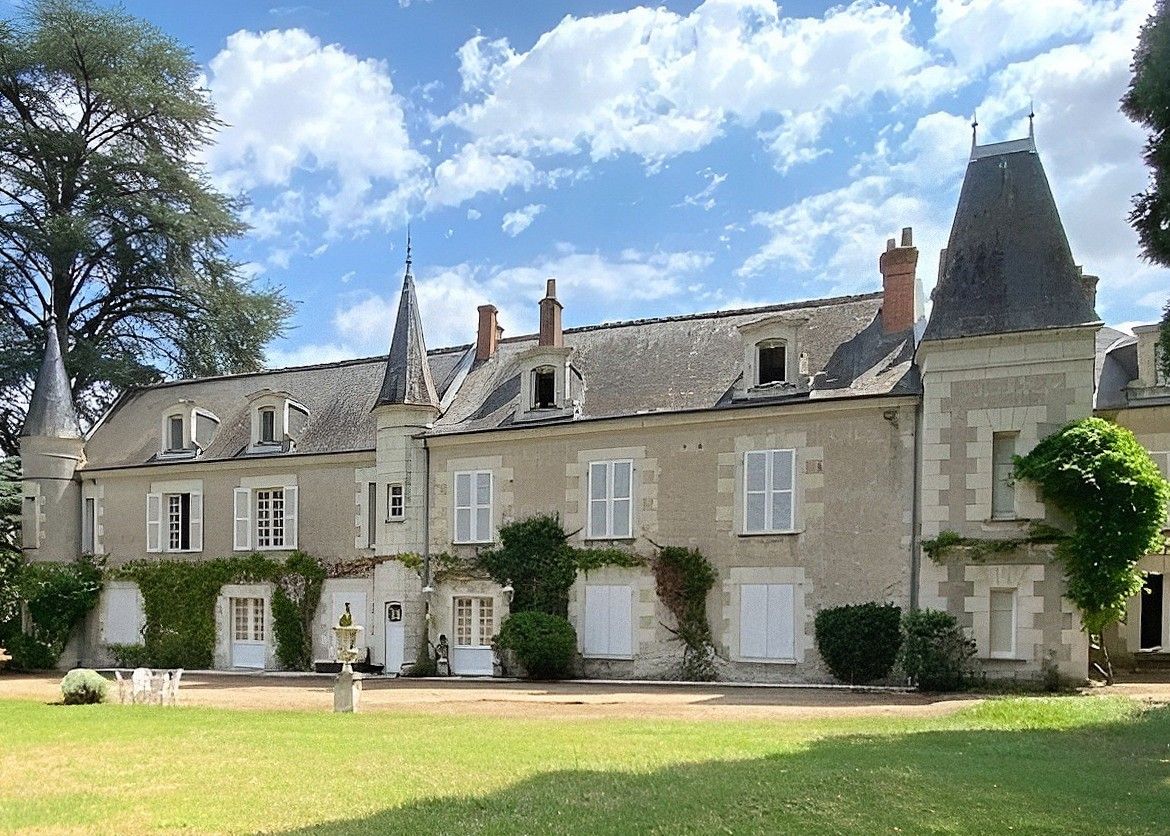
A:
533,366,557,409
757,339,787,385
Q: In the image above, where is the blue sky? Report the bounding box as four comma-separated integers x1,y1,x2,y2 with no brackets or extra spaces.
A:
102,0,1165,365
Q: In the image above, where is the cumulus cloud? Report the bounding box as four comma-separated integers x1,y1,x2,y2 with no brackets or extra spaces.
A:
426,142,536,208
205,28,427,231
501,203,545,236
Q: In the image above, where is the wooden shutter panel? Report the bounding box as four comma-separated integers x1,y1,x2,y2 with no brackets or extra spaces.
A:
233,488,251,551
188,492,203,552
739,583,767,658
767,584,795,660
583,586,609,657
145,493,162,553
608,585,633,657
284,486,299,548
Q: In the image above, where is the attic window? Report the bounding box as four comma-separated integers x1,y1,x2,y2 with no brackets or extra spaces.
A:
533,366,556,409
757,340,787,385
167,415,185,451
259,407,277,443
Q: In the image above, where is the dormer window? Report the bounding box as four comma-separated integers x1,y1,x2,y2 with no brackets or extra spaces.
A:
167,414,185,451
259,407,277,444
757,340,787,385
533,366,557,409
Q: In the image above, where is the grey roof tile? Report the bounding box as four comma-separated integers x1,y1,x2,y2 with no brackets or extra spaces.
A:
23,322,81,439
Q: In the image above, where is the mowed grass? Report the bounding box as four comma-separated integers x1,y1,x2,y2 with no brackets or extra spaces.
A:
1,695,1168,834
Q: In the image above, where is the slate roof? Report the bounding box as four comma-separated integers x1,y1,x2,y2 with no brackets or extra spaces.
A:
924,138,1100,342
23,321,81,439
81,292,916,468
377,267,439,408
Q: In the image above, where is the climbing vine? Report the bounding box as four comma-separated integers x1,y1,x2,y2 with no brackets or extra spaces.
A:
1013,418,1170,680
922,524,1066,563
116,552,325,670
0,555,103,670
653,546,717,681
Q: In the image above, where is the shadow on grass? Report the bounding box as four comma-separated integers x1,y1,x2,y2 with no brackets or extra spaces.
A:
284,706,1170,835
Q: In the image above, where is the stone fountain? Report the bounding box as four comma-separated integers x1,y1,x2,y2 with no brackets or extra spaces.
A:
332,603,363,713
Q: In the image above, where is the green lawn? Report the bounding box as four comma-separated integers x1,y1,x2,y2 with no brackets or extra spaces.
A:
1,696,1167,834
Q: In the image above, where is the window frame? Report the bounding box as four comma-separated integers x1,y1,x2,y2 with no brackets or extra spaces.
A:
258,407,277,444
737,582,797,662
586,459,634,540
581,584,635,659
742,449,797,534
988,587,1018,659
532,365,557,409
755,338,788,386
387,483,405,522
452,595,494,648
453,470,493,544
991,431,1019,520
167,414,185,452
231,596,266,643
255,487,286,550
82,496,96,554
367,482,377,548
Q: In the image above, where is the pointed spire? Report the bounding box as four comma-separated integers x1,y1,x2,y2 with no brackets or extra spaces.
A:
970,110,978,150
23,317,81,438
376,241,439,409
1028,100,1035,139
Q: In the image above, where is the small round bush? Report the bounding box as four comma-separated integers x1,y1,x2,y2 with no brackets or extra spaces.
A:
61,668,110,705
900,609,976,692
814,602,902,684
497,611,576,679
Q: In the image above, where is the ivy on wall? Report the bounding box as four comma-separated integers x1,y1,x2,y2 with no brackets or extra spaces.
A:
922,524,1066,563
116,552,325,670
0,555,103,670
652,546,717,681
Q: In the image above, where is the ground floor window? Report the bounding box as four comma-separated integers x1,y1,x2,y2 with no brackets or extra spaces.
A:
988,588,1017,658
232,597,265,643
739,583,795,661
453,596,494,647
582,585,633,658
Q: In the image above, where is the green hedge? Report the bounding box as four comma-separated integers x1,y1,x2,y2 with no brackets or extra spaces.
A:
0,556,103,670
900,609,975,692
497,611,577,679
814,602,902,685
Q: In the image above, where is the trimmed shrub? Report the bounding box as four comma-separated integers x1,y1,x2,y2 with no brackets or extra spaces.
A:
814,602,902,685
107,643,151,668
61,668,109,705
496,611,576,679
900,609,976,692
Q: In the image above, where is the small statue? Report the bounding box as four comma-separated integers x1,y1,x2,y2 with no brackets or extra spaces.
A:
338,602,353,627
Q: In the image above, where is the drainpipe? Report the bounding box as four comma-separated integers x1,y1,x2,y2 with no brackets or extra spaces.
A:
422,434,433,661
909,396,923,611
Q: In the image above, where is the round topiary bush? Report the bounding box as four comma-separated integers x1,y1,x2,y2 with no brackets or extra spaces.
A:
814,602,902,684
900,609,976,692
61,668,110,705
496,611,577,679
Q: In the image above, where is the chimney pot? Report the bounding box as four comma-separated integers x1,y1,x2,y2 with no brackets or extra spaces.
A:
878,226,920,334
538,277,563,347
476,304,500,361
900,227,913,247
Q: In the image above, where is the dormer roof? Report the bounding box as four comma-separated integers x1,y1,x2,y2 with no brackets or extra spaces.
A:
376,259,439,409
923,137,1100,342
22,320,81,439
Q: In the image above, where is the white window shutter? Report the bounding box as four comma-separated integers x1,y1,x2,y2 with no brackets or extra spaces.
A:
188,492,203,552
583,586,609,657
233,488,251,551
285,486,299,548
612,461,632,538
739,584,768,658
145,493,162,553
743,452,767,533
768,584,795,660
608,585,633,657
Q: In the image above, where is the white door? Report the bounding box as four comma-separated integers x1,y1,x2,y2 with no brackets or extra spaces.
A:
384,601,405,674
231,597,266,669
332,592,368,658
450,596,495,675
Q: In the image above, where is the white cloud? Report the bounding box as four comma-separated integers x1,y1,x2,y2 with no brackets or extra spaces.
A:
442,0,955,170
426,142,535,208
205,28,427,230
501,203,545,236
266,341,358,369
680,168,727,211
466,208,482,220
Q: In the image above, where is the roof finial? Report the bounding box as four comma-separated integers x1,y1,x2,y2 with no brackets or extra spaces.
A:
1028,100,1035,139
405,223,412,272
971,110,979,149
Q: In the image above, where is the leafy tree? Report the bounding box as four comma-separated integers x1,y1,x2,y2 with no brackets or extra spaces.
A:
1123,1,1170,268
0,457,20,626
0,0,292,453
477,515,577,616
1014,418,1170,682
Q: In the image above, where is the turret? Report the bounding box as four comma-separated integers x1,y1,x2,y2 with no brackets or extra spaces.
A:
19,319,84,561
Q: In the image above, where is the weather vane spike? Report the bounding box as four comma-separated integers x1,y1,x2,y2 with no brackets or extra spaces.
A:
405,223,412,270
1028,99,1035,138
971,110,978,147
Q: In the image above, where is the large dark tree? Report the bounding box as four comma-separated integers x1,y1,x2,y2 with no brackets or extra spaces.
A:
0,0,292,453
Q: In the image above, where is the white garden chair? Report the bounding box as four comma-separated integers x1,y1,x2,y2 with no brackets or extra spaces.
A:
130,667,152,704
114,670,130,705
162,669,183,706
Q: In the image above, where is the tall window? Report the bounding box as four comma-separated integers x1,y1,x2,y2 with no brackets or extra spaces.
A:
167,415,184,451
743,449,796,533
757,339,787,385
82,497,95,554
988,588,1017,658
167,493,191,551
259,407,277,443
587,460,633,539
256,488,286,548
453,596,494,647
232,597,265,642
367,482,377,548
147,490,201,553
453,471,492,543
533,366,556,408
387,483,405,520
991,432,1018,519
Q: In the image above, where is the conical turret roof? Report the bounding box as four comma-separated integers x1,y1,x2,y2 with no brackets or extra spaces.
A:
923,136,1100,342
22,319,81,438
376,254,439,409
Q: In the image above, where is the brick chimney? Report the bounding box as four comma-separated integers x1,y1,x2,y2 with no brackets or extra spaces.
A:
879,226,919,334
476,304,501,361
538,278,563,347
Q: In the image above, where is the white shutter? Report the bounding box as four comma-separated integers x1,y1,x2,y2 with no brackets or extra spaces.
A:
233,488,251,551
188,492,203,552
583,586,609,657
608,585,633,657
612,461,632,538
284,486,299,548
771,450,795,531
454,472,472,542
744,452,767,533
146,493,162,553
103,584,144,645
739,583,768,658
475,471,492,542
768,583,795,660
